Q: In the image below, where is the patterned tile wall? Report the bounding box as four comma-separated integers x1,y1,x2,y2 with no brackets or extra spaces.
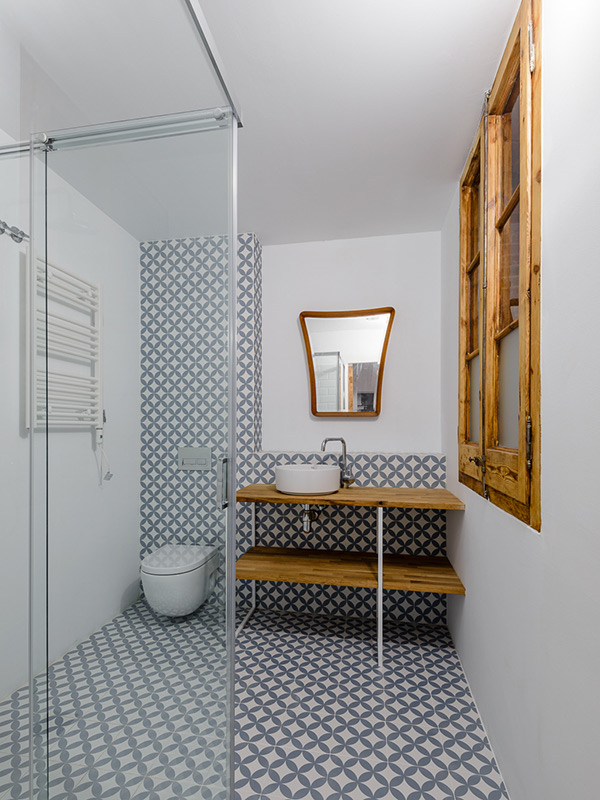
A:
252,235,263,452
236,234,262,455
139,236,234,604
234,237,449,624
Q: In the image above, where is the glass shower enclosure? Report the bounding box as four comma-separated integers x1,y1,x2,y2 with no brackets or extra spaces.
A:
24,107,236,798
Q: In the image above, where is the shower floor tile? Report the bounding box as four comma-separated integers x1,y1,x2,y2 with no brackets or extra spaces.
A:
234,609,510,800
0,599,227,800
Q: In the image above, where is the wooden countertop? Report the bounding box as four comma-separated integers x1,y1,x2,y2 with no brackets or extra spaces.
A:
236,483,465,510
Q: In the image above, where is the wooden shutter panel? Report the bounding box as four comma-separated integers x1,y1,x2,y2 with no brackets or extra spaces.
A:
458,124,485,491
458,0,540,528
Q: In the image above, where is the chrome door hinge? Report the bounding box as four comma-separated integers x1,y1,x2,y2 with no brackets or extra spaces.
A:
528,22,535,74
526,416,533,471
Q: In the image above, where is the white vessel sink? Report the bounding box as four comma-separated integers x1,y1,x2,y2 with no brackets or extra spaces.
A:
275,464,340,495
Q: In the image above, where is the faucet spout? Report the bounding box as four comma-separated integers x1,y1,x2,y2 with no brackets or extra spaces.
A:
320,437,355,488
321,436,346,460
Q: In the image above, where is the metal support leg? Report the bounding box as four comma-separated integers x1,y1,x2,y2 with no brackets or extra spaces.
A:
235,605,255,638
377,506,383,669
235,502,257,639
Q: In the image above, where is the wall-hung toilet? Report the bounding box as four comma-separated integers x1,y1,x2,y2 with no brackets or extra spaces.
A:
141,544,219,617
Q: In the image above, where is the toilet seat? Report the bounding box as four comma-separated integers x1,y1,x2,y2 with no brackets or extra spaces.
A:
142,544,217,576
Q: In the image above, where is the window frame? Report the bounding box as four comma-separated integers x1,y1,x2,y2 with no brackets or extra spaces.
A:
458,122,484,486
458,0,541,530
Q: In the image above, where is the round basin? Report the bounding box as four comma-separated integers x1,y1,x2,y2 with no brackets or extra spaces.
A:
275,464,340,495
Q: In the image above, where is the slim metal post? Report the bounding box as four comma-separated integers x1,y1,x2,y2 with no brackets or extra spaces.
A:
377,506,383,669
251,502,256,608
235,502,256,637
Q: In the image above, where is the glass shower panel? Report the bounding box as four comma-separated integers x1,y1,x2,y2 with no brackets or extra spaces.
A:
29,145,51,800
0,142,51,800
1,0,230,135
31,109,235,799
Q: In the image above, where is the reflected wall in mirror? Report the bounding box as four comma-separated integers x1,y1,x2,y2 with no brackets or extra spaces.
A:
299,307,395,417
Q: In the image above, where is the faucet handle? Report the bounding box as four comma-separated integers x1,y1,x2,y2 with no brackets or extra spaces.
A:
341,462,355,488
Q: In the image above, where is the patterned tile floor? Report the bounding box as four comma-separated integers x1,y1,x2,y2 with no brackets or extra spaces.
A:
1,605,509,800
0,600,228,800
234,610,509,800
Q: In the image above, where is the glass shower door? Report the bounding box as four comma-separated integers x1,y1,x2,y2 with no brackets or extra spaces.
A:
30,109,236,800
0,140,50,800
29,142,51,800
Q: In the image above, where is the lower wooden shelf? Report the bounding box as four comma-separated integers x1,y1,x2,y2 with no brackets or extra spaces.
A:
236,546,465,596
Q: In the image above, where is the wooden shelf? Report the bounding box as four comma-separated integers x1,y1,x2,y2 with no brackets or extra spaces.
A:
236,483,465,510
236,546,465,596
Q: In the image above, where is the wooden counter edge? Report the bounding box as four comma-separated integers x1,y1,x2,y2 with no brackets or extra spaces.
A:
236,483,465,510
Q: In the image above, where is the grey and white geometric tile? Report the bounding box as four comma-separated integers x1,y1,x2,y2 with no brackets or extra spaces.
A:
0,598,229,800
1,599,508,800
234,609,510,800
53,767,144,800
139,234,240,611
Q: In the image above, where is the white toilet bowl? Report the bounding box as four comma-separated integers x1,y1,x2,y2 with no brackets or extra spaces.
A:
141,544,219,617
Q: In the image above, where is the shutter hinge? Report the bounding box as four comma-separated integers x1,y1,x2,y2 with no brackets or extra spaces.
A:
528,22,535,74
526,415,533,471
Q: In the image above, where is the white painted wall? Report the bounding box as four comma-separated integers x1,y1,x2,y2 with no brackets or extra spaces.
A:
0,12,142,695
0,129,141,697
0,134,31,701
0,13,89,699
0,23,19,137
441,2,600,798
44,168,141,668
262,232,442,454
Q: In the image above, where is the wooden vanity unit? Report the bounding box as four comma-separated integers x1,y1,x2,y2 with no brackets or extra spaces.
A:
236,483,465,667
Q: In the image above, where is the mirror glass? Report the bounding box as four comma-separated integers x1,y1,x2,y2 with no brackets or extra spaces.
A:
299,307,395,416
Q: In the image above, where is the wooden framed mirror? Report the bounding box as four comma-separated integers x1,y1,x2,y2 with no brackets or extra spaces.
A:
299,307,395,417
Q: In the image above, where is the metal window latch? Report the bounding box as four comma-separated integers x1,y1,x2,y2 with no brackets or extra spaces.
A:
526,416,533,471
469,454,489,498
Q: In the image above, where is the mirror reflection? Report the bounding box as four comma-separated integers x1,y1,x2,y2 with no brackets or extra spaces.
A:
299,308,395,416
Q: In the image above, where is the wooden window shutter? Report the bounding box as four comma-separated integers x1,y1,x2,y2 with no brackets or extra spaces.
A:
458,0,541,529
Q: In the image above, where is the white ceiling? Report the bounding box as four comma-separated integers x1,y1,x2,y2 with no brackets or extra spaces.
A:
200,0,520,244
1,0,227,134
1,0,520,245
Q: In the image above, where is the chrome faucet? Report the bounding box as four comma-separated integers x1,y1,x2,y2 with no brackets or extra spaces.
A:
321,437,355,488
